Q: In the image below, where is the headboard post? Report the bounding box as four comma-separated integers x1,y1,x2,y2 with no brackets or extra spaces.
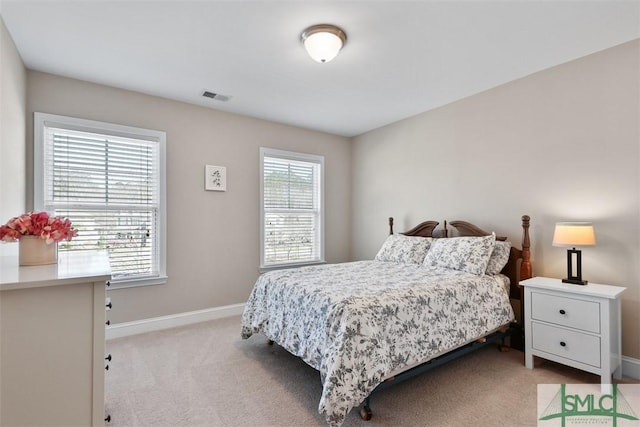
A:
520,215,532,280
389,217,394,235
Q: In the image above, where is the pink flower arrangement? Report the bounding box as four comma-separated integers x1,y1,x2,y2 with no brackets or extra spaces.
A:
0,212,77,244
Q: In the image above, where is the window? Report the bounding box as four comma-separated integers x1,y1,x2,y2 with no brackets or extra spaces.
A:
34,113,166,288
260,148,324,269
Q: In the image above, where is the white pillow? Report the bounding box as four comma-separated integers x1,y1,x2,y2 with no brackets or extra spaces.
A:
422,234,496,276
375,234,433,264
485,241,512,275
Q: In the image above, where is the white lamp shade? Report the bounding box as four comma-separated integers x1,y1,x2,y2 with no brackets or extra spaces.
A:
303,31,344,63
552,222,596,247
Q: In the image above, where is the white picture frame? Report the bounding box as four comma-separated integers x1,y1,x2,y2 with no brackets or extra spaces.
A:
205,165,226,191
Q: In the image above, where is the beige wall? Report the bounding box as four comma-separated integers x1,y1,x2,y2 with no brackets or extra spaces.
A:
352,40,640,359
26,71,352,323
0,16,26,256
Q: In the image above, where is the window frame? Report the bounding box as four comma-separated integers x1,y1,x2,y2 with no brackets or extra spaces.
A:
260,147,325,271
34,112,167,288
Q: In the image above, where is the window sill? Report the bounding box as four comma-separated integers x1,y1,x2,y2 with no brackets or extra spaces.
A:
260,260,326,274
108,275,168,289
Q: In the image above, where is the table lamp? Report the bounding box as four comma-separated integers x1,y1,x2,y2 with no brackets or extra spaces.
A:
552,222,596,285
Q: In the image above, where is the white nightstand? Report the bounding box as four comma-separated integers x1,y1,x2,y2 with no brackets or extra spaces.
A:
521,277,625,384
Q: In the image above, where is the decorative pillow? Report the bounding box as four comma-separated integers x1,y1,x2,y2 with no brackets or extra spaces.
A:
485,241,512,275
375,234,433,264
422,234,496,276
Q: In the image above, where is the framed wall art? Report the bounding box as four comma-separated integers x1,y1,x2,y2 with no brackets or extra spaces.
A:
205,165,226,191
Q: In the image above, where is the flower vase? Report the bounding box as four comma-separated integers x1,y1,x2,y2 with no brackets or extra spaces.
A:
19,235,58,266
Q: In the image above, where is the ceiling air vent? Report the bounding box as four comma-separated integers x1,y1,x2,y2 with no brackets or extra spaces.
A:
202,91,231,102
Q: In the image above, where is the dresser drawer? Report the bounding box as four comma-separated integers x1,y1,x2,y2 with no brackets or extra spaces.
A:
531,322,601,367
530,292,600,333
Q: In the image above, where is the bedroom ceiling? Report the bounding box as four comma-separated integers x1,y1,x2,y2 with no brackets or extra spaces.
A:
1,1,638,137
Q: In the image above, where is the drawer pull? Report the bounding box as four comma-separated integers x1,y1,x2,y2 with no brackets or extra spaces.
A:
106,302,113,309
106,280,111,287
105,364,110,371
559,309,566,315
106,320,111,326
105,354,112,362
560,341,566,347
105,414,111,423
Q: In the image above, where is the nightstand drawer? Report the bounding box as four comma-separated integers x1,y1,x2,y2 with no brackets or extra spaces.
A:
531,322,601,367
530,292,600,333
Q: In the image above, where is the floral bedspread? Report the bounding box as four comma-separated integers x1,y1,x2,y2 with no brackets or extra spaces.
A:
241,261,514,426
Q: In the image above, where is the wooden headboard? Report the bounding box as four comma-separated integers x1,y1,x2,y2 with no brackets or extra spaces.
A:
388,215,532,300
389,217,439,237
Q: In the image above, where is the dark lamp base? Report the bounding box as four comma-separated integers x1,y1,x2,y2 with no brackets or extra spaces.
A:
564,248,588,285
562,278,588,286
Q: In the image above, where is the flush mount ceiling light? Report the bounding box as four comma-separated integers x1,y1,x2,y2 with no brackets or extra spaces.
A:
300,24,347,63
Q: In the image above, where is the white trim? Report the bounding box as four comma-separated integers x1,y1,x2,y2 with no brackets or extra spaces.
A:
259,147,325,269
33,112,167,289
106,303,245,340
622,355,640,379
259,260,326,274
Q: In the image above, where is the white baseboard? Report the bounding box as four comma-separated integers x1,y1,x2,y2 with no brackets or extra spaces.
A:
622,355,640,380
106,303,245,340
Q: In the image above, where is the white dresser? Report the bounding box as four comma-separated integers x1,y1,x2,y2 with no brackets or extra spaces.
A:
521,277,625,384
0,251,111,426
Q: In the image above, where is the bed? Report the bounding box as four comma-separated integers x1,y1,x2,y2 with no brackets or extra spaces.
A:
241,215,532,426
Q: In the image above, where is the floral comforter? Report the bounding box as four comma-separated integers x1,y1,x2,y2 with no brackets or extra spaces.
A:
241,261,514,426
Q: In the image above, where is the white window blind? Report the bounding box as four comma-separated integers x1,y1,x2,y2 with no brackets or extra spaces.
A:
34,113,166,286
261,148,324,269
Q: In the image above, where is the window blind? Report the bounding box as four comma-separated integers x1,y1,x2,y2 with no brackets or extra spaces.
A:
42,125,160,281
262,153,322,267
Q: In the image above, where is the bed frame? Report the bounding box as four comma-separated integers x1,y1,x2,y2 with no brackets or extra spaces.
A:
359,215,532,421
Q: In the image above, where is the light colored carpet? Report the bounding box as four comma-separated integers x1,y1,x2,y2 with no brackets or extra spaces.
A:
105,316,637,427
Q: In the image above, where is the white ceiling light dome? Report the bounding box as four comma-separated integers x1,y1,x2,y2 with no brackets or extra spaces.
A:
301,24,347,63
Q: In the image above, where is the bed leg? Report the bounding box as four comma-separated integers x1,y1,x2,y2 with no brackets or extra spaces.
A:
359,397,372,421
498,332,511,352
